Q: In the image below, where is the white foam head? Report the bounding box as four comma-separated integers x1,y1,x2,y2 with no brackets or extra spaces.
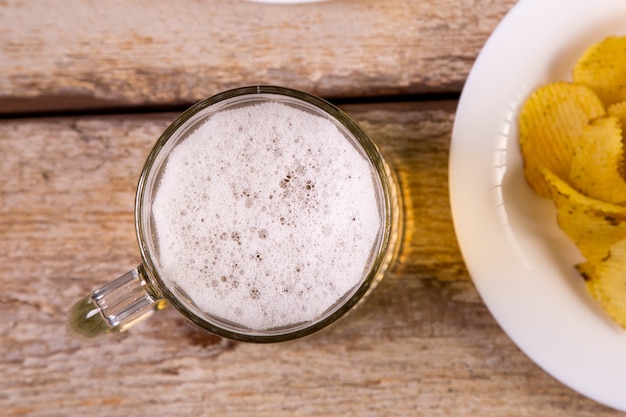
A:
151,100,382,331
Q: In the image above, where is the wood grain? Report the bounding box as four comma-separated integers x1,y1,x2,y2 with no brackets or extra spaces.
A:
1,102,621,416
0,0,517,114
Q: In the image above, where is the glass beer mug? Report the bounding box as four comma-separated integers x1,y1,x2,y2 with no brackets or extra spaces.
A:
69,86,401,343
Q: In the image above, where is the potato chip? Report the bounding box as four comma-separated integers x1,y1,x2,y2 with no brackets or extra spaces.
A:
573,35,626,107
519,36,626,329
608,101,626,130
519,82,605,197
542,168,626,264
608,102,626,179
585,239,626,328
569,116,626,204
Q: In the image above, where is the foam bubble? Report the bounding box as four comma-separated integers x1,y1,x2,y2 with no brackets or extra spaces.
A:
152,101,381,331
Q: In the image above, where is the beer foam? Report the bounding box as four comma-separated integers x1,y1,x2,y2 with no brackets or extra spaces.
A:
152,100,381,331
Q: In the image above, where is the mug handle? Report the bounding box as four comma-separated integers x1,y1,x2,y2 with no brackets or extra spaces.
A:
68,265,165,338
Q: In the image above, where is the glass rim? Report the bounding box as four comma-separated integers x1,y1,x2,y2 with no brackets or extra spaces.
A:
134,85,396,343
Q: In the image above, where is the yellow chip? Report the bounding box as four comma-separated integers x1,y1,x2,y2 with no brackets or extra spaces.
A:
608,103,626,181
573,35,626,107
608,101,626,128
569,116,626,204
519,82,605,198
543,168,626,264
585,239,626,329
520,35,626,331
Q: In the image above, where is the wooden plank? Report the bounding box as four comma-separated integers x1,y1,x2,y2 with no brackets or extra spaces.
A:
0,102,620,416
0,0,517,114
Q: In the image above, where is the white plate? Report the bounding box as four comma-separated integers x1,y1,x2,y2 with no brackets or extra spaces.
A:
449,0,626,412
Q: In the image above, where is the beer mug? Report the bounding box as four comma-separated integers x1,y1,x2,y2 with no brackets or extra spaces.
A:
69,86,401,343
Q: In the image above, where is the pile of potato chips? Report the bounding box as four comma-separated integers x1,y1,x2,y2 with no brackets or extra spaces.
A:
519,35,626,328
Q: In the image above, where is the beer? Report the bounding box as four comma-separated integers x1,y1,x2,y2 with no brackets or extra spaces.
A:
152,100,383,331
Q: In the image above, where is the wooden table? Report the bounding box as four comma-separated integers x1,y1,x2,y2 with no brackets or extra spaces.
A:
1,1,623,416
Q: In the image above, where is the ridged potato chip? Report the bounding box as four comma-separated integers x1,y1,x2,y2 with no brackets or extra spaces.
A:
573,35,626,107
569,116,626,204
608,102,626,181
543,168,626,264
585,239,626,328
520,35,626,329
519,82,605,197
608,101,626,131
